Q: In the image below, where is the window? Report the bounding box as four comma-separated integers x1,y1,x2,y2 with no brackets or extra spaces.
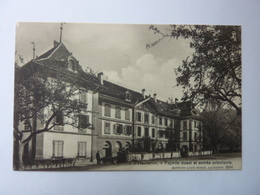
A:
114,124,123,134
79,90,87,104
125,126,132,135
183,121,187,130
165,130,171,139
68,59,77,72
55,111,64,125
158,130,164,138
125,109,130,120
151,115,155,124
105,104,111,117
194,132,197,139
53,141,63,157
24,120,30,130
137,112,142,122
54,111,64,130
199,122,202,130
137,126,142,137
144,113,149,123
115,107,121,119
125,90,132,101
159,117,162,125
78,142,86,157
78,115,89,129
145,127,149,137
170,119,174,128
165,118,168,126
152,128,155,137
104,122,111,134
183,132,188,141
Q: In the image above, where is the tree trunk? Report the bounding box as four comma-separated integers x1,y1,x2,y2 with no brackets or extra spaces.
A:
18,142,25,170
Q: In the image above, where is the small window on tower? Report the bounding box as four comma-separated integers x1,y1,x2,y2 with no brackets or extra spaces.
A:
68,59,77,72
125,90,132,101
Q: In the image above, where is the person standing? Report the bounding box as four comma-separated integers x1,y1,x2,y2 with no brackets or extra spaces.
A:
96,151,101,164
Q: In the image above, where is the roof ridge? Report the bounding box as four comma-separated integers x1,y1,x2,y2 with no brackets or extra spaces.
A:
103,80,142,95
35,42,63,61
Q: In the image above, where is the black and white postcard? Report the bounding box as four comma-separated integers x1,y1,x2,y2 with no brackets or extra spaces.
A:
13,22,242,171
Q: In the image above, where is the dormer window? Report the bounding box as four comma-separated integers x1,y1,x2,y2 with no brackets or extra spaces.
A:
68,59,77,72
125,90,132,101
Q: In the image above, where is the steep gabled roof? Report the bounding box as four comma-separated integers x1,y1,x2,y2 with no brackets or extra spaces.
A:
18,40,197,119
99,80,180,117
36,42,71,61
17,41,101,90
100,80,144,104
32,41,89,77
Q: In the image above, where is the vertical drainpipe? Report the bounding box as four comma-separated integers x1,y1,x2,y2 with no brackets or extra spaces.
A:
132,106,135,151
31,105,37,160
189,119,192,152
201,121,204,151
90,108,94,162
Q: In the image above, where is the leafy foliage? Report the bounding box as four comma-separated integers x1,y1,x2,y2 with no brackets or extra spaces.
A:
14,71,87,142
13,67,90,169
201,107,241,153
147,25,241,115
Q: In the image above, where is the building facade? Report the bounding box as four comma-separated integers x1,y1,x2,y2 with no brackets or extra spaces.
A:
15,41,204,164
16,42,101,163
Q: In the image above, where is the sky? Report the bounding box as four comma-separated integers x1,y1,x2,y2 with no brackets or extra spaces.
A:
15,22,194,101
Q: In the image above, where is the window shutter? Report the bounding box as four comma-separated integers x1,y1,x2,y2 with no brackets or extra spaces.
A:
86,115,89,125
58,142,63,157
123,125,126,135
113,124,116,134
78,115,82,128
85,92,88,104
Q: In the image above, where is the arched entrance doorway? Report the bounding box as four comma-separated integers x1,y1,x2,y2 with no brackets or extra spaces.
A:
115,141,122,151
103,141,112,157
158,143,164,152
125,142,131,151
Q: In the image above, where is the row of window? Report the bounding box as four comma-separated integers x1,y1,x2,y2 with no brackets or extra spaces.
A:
137,127,156,138
55,112,90,129
158,117,173,127
79,90,87,104
137,128,173,139
136,112,174,127
104,122,171,139
104,104,174,127
182,120,202,130
104,122,132,135
53,141,87,157
48,78,88,105
24,111,90,131
181,132,202,141
105,104,131,120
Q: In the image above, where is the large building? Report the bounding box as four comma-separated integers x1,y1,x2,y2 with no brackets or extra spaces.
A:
15,42,102,164
15,40,203,164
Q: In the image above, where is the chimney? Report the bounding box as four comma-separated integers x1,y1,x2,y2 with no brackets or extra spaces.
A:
142,89,145,98
54,40,59,47
153,93,157,102
98,72,104,85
